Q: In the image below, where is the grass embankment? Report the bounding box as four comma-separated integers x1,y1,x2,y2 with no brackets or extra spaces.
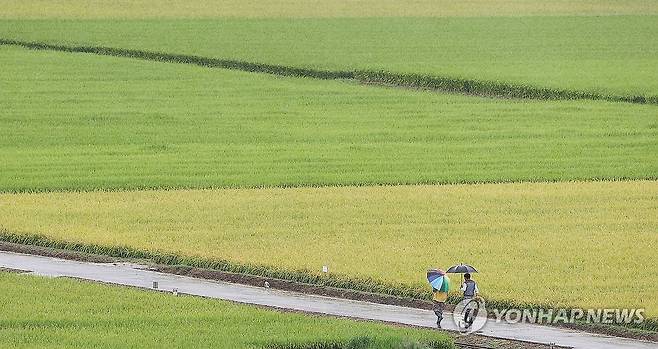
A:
1,15,657,97
0,272,453,349
1,46,656,192
1,180,656,319
1,0,655,18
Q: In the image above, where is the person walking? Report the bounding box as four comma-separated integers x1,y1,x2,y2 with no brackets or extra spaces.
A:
427,268,450,329
432,281,449,328
460,273,479,328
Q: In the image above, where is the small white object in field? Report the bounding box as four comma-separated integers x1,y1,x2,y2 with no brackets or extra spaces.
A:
173,288,179,296
264,281,270,288
322,265,329,273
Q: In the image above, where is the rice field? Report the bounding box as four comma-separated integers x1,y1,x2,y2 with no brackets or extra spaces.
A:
1,180,656,317
1,16,657,97
1,0,656,336
1,46,656,192
2,0,656,18
0,272,453,348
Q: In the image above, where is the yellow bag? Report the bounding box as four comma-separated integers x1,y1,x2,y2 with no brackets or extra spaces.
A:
433,290,448,302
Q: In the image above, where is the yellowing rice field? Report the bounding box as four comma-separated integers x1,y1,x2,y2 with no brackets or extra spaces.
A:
1,180,656,316
2,0,656,19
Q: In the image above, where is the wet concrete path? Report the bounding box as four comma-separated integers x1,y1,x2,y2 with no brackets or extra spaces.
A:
0,251,655,349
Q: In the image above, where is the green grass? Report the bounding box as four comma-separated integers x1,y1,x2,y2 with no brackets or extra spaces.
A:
1,180,656,319
0,272,453,349
1,46,656,192
1,15,657,97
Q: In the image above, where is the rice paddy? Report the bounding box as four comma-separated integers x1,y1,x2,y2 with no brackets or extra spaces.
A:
1,0,656,338
1,46,656,193
0,272,453,348
2,0,656,18
1,180,656,317
1,15,657,97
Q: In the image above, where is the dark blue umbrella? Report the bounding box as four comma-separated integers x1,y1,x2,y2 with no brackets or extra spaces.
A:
446,263,478,274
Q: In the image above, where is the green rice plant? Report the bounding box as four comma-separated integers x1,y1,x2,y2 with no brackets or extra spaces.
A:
1,46,656,193
0,38,353,79
353,70,657,104
0,272,454,348
1,15,656,97
2,39,656,105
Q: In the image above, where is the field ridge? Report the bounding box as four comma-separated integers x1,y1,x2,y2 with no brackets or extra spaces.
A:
2,38,657,105
0,229,656,333
2,177,656,195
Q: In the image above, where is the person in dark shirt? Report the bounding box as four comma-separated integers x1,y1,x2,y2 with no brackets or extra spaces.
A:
460,273,479,328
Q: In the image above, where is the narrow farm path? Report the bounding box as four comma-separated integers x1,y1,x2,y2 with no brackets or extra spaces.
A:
0,251,655,349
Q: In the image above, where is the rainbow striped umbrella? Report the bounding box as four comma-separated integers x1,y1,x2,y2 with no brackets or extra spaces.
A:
427,269,450,292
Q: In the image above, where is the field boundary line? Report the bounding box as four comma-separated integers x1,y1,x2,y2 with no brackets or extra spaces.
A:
1,38,656,105
1,177,656,195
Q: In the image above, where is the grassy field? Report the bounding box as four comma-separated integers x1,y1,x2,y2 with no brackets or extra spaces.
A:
1,16,657,97
1,45,656,192
0,272,453,349
1,0,656,18
1,180,656,316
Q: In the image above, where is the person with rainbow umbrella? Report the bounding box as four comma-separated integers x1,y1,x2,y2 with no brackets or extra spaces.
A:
426,268,450,328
